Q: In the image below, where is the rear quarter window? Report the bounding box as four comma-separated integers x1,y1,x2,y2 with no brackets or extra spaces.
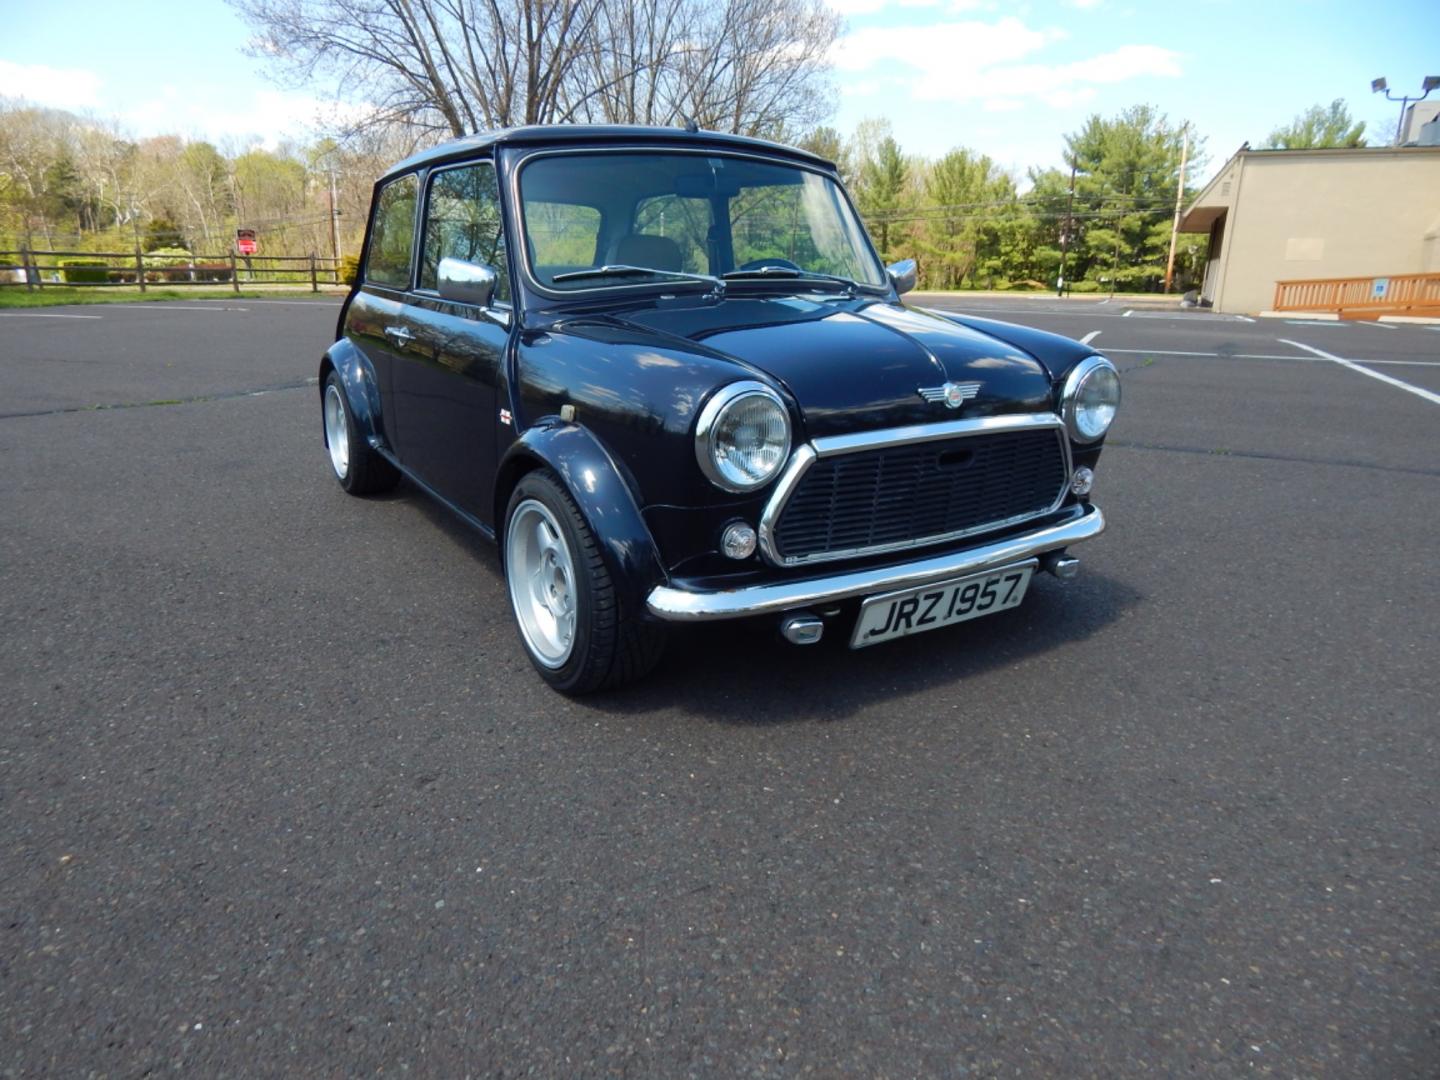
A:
364,174,419,288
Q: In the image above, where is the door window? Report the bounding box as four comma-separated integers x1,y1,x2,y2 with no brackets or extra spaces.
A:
420,161,511,302
364,174,418,288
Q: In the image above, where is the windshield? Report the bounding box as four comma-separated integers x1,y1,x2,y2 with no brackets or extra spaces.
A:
517,151,886,292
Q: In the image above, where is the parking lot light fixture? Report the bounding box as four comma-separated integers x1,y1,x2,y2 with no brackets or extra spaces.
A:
1372,76,1440,143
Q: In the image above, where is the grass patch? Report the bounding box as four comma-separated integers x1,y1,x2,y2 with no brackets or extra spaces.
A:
0,286,346,309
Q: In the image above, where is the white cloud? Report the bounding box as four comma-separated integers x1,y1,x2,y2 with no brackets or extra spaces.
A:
121,88,374,150
833,19,1180,111
0,60,103,110
834,17,1061,73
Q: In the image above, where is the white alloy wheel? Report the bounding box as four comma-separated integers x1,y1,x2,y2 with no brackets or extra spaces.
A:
323,382,350,479
506,498,579,668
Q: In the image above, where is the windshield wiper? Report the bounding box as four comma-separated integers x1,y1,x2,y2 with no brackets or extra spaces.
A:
720,267,858,294
551,264,725,292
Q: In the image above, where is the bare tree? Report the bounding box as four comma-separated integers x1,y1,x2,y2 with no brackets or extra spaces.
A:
231,0,840,140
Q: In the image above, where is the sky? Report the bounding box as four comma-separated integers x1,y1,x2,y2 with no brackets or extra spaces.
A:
3,0,1439,186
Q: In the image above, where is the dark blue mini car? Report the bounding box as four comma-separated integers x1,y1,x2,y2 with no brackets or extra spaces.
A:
321,125,1120,692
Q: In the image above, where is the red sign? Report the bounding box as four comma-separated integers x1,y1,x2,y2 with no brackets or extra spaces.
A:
236,228,258,255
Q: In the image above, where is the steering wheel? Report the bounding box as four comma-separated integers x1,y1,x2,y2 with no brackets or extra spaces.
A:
737,258,802,272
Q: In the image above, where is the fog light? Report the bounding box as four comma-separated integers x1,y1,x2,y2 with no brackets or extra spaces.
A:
1070,466,1095,497
721,521,757,560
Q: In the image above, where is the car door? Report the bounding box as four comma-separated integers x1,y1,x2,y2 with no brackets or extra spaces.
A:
345,172,421,451
390,159,512,525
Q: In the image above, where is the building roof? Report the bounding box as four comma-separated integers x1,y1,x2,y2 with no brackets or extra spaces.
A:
380,124,834,182
1180,144,1440,232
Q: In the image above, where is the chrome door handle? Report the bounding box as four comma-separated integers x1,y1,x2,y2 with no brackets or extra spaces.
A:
383,325,414,347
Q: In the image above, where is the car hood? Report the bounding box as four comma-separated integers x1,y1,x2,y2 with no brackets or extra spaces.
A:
611,296,1057,438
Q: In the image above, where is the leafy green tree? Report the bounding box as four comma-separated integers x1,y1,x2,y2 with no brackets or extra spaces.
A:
913,149,1012,289
1059,104,1202,291
1265,99,1366,149
852,135,910,262
796,126,845,171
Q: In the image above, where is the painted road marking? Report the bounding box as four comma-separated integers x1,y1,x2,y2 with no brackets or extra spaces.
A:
1122,310,1134,317
104,305,248,313
0,312,103,319
1279,339,1440,407
1102,348,1440,366
1235,315,1255,322
1359,321,1396,330
1080,330,1102,345
196,299,342,306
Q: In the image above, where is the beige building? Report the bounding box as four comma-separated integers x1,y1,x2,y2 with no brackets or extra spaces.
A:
1180,146,1440,314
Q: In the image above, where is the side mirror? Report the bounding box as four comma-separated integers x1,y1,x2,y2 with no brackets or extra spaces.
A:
887,258,917,296
438,257,498,307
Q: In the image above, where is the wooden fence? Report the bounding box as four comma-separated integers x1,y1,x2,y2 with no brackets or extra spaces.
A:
0,248,343,293
1273,272,1440,320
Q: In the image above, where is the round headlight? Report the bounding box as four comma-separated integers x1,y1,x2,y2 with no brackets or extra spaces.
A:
1062,356,1121,443
695,382,792,493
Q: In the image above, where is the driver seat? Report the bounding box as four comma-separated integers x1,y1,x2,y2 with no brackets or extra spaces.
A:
609,233,683,272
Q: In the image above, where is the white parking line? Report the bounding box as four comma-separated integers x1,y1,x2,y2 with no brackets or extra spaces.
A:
0,312,103,319
1359,321,1396,330
104,305,247,313
1279,339,1440,406
196,298,342,306
1104,347,1439,366
1235,315,1255,323
1080,330,1102,345
1122,310,1134,317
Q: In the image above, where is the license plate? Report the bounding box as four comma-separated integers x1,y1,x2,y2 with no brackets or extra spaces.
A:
850,561,1036,648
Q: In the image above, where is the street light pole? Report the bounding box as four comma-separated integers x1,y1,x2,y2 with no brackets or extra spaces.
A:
1372,76,1440,144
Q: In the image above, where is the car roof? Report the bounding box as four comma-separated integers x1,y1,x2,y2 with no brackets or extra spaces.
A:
378,124,835,182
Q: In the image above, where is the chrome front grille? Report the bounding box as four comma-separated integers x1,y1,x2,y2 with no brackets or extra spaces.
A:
759,414,1071,567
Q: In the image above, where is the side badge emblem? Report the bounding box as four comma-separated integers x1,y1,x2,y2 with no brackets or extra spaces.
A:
918,381,981,409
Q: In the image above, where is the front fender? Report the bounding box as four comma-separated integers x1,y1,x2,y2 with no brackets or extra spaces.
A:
320,338,383,448
497,422,668,616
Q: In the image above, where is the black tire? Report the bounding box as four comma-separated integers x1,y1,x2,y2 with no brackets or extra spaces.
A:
504,469,666,694
322,371,399,495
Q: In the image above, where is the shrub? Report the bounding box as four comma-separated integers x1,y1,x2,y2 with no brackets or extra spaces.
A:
340,254,361,286
144,247,194,282
59,259,109,284
194,262,233,283
1069,280,1101,294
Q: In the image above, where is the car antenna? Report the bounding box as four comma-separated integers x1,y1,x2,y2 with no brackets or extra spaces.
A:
682,116,699,134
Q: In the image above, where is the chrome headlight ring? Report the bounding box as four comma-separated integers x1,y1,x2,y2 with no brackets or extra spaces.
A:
694,381,792,493
1061,355,1121,444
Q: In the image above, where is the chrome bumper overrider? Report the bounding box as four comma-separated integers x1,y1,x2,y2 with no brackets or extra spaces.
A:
646,505,1105,623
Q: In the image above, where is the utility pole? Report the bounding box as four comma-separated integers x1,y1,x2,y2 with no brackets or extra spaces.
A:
327,166,343,268
1163,123,1190,294
1058,161,1076,297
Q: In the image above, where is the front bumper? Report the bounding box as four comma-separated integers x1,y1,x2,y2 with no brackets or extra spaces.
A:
646,504,1105,623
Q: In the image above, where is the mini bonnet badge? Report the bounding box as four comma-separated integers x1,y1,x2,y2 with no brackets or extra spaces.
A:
918,381,981,409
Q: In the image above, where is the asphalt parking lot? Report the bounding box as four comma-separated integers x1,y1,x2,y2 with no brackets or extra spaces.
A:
2,295,1436,1076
